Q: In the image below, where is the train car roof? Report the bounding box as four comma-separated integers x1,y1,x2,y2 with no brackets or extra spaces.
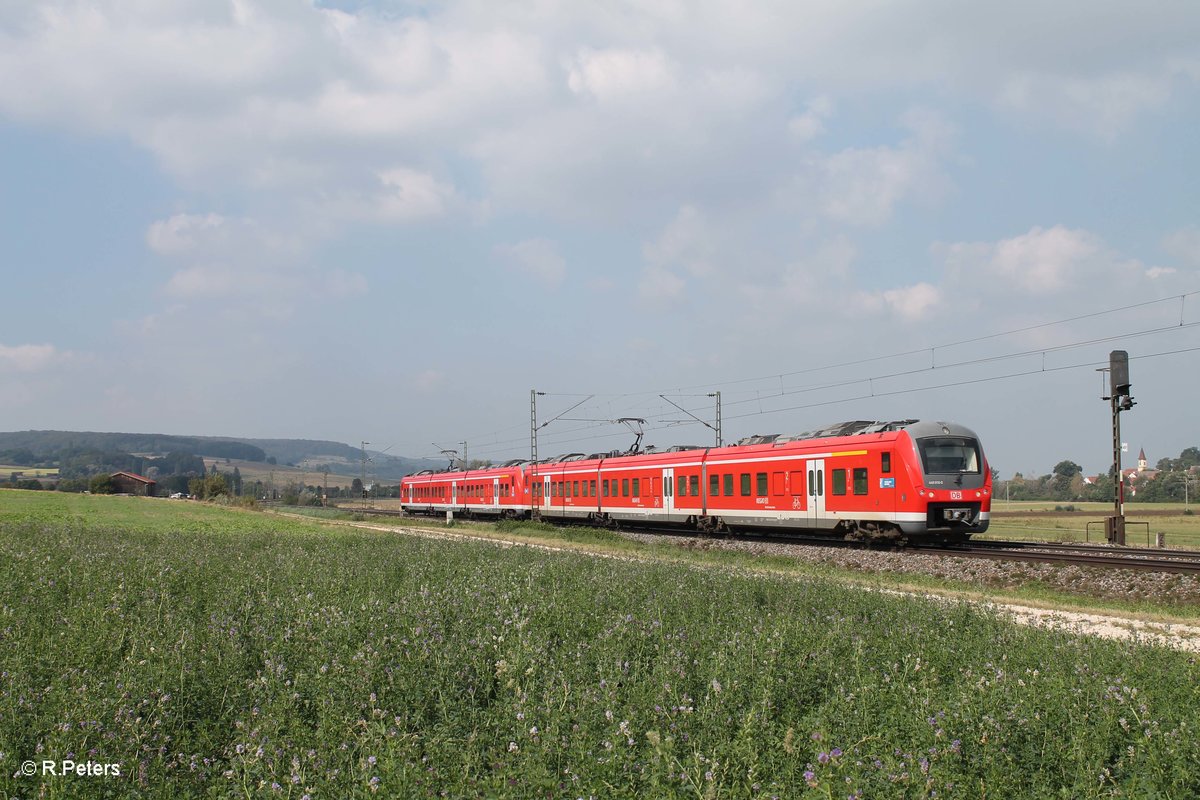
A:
402,420,983,480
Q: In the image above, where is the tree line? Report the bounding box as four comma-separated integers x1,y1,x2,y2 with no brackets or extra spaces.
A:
1000,445,1199,503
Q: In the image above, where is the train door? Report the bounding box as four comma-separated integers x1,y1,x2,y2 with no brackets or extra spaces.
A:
493,478,500,509
662,467,675,517
542,475,552,514
807,459,825,527
452,481,458,507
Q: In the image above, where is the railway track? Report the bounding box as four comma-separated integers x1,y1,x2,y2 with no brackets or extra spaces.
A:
332,506,1200,574
930,540,1200,574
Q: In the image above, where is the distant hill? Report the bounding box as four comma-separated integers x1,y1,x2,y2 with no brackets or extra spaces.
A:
0,430,440,479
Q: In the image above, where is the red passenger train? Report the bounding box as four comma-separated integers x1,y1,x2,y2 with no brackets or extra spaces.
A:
400,420,991,541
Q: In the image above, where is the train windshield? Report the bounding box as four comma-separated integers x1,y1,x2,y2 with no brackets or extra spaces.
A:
917,437,981,474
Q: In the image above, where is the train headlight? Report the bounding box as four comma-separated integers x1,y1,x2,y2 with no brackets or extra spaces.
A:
918,489,926,497
975,491,981,498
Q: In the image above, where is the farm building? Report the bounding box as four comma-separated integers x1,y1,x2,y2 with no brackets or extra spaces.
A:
110,471,157,496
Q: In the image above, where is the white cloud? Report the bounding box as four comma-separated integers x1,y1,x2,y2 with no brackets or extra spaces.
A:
376,167,457,221
938,225,1100,294
773,237,858,304
566,47,677,101
1163,225,1200,267
996,67,1182,140
145,213,269,256
787,96,832,142
880,282,943,321
494,238,566,286
638,266,685,301
0,343,65,372
819,109,955,226
643,205,716,278
146,212,363,305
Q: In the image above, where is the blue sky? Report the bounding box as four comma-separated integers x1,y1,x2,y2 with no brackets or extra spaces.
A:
2,0,1199,477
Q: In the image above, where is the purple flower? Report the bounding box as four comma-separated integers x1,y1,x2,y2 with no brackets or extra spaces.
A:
818,752,830,764
831,748,843,758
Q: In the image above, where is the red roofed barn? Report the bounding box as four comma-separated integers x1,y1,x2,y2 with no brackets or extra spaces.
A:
110,471,157,497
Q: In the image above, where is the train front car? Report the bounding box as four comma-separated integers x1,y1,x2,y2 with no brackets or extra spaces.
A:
898,421,991,541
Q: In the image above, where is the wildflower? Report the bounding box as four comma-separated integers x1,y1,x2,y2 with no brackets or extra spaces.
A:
508,742,519,753
831,748,843,758
804,770,817,787
818,752,830,765
368,756,377,766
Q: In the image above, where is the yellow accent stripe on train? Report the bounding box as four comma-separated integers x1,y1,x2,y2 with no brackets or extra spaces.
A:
829,450,869,457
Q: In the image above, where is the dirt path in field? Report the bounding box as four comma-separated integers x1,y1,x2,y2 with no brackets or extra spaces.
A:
975,601,1200,653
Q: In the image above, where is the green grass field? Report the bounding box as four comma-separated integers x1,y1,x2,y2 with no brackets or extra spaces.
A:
0,465,59,478
985,502,1200,548
2,492,1200,798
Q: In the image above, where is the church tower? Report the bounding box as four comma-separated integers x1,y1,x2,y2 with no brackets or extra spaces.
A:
1137,447,1147,472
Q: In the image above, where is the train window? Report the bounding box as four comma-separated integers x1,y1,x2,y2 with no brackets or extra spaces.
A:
882,452,891,473
808,470,814,495
832,469,847,495
710,474,720,496
574,480,581,497
590,480,597,497
689,475,699,496
740,473,751,496
622,478,630,497
918,437,981,474
677,475,687,497
665,477,672,497
602,479,609,497
632,478,640,497
818,471,824,496
724,474,733,496
755,472,767,496
853,468,868,495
